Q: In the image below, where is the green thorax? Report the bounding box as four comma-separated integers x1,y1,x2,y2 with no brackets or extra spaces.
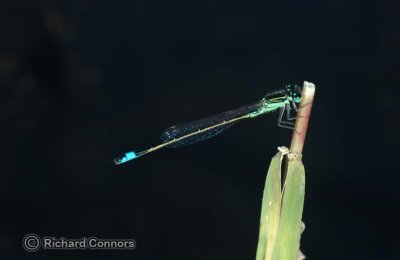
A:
249,95,289,118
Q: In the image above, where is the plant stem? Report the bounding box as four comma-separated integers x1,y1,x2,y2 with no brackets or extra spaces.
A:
290,81,315,155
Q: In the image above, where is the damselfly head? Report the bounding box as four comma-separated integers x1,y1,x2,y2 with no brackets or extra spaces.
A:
285,84,302,103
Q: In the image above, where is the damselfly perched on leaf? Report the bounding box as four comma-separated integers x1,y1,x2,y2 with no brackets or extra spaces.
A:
114,84,302,165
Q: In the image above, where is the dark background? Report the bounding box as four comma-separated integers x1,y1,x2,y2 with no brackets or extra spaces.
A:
1,0,399,259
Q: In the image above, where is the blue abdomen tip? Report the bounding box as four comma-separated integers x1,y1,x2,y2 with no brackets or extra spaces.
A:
114,151,137,165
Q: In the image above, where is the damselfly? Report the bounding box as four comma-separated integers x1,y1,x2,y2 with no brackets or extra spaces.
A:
114,84,302,165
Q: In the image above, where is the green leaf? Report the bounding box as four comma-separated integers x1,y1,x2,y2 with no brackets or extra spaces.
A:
256,149,305,260
272,155,305,259
256,149,286,260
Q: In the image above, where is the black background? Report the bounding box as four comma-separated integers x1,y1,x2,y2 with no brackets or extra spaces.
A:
1,0,399,259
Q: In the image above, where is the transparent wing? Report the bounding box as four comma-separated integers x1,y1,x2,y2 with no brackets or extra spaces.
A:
160,101,262,148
